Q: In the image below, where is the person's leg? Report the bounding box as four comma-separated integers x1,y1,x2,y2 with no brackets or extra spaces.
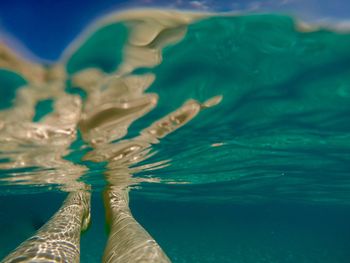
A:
103,186,170,263
1,190,91,263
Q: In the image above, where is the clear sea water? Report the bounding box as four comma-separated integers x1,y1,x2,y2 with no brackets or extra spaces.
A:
1,12,350,262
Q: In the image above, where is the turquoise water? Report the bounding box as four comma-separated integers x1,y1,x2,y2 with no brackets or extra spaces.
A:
1,13,350,262
1,193,350,262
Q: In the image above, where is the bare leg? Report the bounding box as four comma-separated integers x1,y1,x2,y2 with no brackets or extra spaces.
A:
1,191,91,263
103,187,170,263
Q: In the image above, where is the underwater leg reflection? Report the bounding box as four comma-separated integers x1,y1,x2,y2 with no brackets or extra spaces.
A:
82,96,221,263
1,190,91,263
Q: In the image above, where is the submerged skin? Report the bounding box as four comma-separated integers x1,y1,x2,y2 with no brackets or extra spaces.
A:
1,191,91,263
103,187,170,263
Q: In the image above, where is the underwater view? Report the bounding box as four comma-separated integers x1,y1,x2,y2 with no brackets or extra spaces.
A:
1,1,350,262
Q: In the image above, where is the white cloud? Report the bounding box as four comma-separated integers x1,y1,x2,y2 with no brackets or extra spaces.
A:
189,1,209,10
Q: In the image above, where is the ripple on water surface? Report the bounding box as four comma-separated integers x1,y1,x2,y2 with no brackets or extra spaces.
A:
0,11,350,203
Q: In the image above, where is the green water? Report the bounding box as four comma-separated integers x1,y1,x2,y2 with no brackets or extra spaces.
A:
1,193,349,262
1,13,350,262
132,14,350,203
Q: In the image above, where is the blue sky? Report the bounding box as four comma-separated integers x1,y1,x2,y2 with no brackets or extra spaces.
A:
0,0,349,61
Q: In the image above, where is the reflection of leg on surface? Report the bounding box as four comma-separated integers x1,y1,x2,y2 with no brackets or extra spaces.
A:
103,187,170,263
1,191,91,263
